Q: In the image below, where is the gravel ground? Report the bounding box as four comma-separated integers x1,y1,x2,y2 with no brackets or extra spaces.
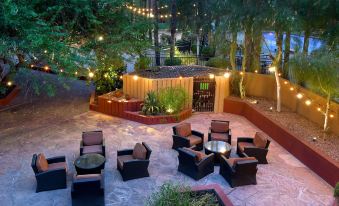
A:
246,97,339,162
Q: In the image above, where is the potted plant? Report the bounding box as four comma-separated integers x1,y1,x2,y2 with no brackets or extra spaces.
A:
334,182,339,206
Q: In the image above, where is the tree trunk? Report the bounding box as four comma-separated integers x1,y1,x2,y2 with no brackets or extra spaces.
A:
196,33,200,57
230,31,237,71
303,28,310,54
323,94,331,131
251,29,262,72
242,28,252,72
283,30,291,77
274,32,283,112
169,0,177,60
153,0,160,66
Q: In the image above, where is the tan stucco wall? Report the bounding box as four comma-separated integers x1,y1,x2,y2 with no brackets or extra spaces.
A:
244,73,339,135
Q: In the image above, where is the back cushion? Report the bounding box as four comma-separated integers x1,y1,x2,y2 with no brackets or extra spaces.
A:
175,123,192,137
83,131,103,146
211,121,229,133
183,147,205,162
132,143,147,160
253,132,267,148
36,153,49,172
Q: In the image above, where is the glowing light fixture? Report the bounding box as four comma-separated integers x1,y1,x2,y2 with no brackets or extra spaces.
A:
268,66,276,73
133,75,138,80
7,81,12,86
120,75,123,79
284,81,288,84
254,70,258,73
223,72,230,78
44,66,49,71
88,72,94,78
98,36,104,41
289,87,294,91
305,100,311,106
330,114,334,118
209,74,215,79
317,107,321,112
296,93,303,99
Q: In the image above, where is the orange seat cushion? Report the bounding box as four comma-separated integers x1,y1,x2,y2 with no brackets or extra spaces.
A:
187,135,202,146
36,153,49,172
183,147,207,162
226,157,256,167
132,143,147,160
117,155,134,169
175,123,192,137
253,132,268,148
211,133,228,142
48,162,67,172
238,142,255,152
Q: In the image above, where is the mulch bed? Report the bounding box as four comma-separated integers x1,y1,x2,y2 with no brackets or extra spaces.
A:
246,96,339,162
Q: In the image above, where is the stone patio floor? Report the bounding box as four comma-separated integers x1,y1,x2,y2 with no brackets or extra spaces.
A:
0,111,334,206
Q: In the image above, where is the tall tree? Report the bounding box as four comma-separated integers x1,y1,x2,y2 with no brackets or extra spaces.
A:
153,0,161,66
170,0,177,61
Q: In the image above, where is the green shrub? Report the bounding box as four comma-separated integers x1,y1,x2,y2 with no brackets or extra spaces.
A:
94,57,126,95
335,182,339,197
164,57,182,66
206,57,230,68
158,87,188,114
142,91,161,115
201,46,215,57
135,56,151,71
147,182,218,206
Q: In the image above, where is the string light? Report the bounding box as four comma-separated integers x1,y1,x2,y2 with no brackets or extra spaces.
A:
60,69,64,73
44,66,49,71
75,71,78,75
120,75,123,79
30,64,34,68
125,4,177,19
7,81,12,86
305,100,312,106
98,36,104,41
88,72,94,78
44,50,48,54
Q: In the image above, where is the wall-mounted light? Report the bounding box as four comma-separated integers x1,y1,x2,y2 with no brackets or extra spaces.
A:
88,72,94,78
289,87,294,91
284,81,288,85
305,100,312,106
296,93,303,99
223,72,230,78
330,114,334,118
268,66,276,73
133,75,138,80
209,74,215,79
120,75,123,79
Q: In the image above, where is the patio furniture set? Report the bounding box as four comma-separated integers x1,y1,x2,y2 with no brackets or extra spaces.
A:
172,120,271,187
31,130,152,206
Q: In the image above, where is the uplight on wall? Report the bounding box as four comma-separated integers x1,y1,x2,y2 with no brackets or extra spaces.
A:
296,93,303,99
305,100,312,106
223,72,230,78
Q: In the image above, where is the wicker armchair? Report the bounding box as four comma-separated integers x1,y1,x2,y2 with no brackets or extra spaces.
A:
80,130,105,157
208,120,232,144
31,153,67,192
219,156,258,187
172,123,204,151
117,142,152,181
177,147,214,180
71,170,104,206
237,132,271,164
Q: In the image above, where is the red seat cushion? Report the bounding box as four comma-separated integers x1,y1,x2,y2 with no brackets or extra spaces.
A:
132,143,147,160
238,142,256,152
211,121,229,133
211,133,229,142
82,131,103,146
83,145,103,155
175,123,192,137
36,153,49,172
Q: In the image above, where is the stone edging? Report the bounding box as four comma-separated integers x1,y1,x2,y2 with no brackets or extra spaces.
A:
223,97,339,187
0,85,20,106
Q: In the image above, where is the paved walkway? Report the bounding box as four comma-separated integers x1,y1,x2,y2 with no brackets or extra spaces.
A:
0,110,334,206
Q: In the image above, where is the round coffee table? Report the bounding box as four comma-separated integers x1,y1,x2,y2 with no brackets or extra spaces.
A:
74,154,105,175
204,141,232,164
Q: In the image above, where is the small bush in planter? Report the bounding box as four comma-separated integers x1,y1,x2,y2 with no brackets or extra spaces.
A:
142,91,161,115
164,57,182,66
206,57,230,69
147,182,218,206
135,56,151,71
158,87,188,114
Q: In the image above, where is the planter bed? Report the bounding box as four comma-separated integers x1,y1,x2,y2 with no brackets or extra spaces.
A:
124,109,192,125
223,97,339,187
89,92,192,125
0,85,20,106
191,184,234,206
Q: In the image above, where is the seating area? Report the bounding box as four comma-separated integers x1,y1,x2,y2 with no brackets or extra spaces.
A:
0,112,334,205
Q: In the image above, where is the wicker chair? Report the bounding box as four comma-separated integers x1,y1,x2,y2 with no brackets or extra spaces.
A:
237,132,271,164
172,123,204,151
31,153,67,192
219,156,258,187
80,130,105,157
117,142,152,181
71,170,104,206
208,120,232,144
177,147,214,180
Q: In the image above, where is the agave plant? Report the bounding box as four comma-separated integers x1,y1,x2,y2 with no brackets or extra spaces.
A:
142,91,161,115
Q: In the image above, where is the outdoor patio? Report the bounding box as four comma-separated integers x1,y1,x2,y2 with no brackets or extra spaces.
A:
0,110,333,206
